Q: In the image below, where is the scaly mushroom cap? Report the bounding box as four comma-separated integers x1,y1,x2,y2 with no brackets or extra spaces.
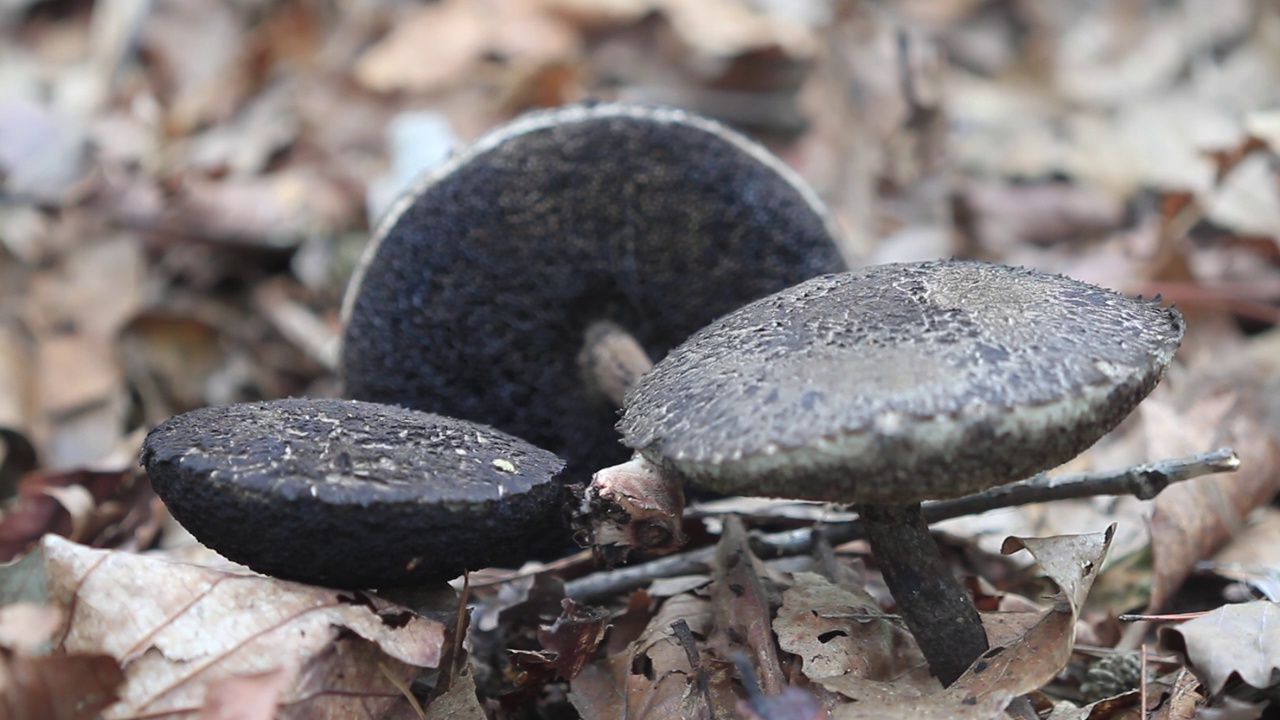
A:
341,103,845,485
142,398,566,588
620,260,1186,504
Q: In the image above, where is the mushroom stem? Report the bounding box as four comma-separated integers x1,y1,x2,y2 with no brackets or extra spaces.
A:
859,502,989,687
579,320,654,407
578,455,685,565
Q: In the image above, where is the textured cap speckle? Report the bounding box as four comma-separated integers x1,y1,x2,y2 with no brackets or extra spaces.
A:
341,103,845,485
142,398,566,588
619,260,1186,503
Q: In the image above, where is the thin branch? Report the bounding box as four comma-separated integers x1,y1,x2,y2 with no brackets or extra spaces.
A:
923,445,1240,519
565,447,1239,602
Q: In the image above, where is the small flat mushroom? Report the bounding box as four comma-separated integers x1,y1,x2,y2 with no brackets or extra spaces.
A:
141,398,566,589
341,102,846,485
594,259,1185,685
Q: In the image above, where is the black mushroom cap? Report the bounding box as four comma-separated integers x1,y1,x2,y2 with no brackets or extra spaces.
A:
340,102,846,485
141,398,566,588
620,260,1187,503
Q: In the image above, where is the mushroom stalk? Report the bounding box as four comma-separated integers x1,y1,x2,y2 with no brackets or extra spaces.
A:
578,455,685,565
859,502,989,687
579,320,654,407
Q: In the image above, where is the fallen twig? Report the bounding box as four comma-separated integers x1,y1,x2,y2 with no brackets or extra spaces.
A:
565,447,1240,602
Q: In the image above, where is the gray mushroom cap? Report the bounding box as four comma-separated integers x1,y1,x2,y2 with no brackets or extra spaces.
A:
142,398,566,588
619,260,1186,504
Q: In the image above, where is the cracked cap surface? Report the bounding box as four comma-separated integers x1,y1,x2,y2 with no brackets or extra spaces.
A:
619,260,1186,504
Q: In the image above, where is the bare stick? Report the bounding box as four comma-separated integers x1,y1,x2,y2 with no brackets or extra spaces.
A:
565,447,1239,602
922,446,1240,517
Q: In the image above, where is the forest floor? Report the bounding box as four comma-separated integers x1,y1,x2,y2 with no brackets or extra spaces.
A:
1,1,1280,718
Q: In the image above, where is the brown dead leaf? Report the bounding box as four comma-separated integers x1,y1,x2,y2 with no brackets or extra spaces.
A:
1153,668,1206,720
710,516,785,696
26,235,144,340
353,0,489,94
0,322,38,495
1204,153,1280,242
197,667,288,720
425,669,485,720
0,647,123,720
1045,668,1202,720
120,313,225,422
962,181,1125,254
1203,508,1280,600
141,0,248,134
0,469,131,561
569,592,735,720
541,0,653,27
1160,601,1280,696
1144,375,1280,611
185,81,301,178
173,170,359,247
42,535,448,719
537,598,609,681
354,0,580,95
0,601,62,655
252,278,340,373
656,0,816,60
567,653,629,720
35,334,121,418
774,571,933,695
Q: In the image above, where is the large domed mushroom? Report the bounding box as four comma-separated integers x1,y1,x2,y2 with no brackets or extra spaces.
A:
141,398,566,589
341,102,846,485
595,260,1185,685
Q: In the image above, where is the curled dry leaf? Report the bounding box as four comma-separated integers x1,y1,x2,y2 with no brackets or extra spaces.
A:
1160,601,1280,697
0,469,132,561
710,517,785,696
536,598,610,681
825,526,1114,719
41,535,448,719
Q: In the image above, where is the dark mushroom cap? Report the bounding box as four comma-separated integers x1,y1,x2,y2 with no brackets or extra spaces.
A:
341,102,845,484
141,398,566,588
620,260,1186,504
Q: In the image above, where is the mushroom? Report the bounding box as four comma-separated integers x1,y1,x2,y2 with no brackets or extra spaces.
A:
141,398,565,588
594,260,1186,685
340,102,846,486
